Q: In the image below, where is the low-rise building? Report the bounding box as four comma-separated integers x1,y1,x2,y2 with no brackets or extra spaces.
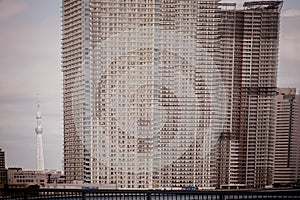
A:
6,168,65,188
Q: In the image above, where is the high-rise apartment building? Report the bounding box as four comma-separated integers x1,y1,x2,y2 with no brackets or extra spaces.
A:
218,1,282,189
0,149,7,186
62,0,282,189
0,149,4,169
217,2,243,189
62,0,224,189
273,88,300,185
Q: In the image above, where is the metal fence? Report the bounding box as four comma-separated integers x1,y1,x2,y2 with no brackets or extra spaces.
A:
1,188,300,200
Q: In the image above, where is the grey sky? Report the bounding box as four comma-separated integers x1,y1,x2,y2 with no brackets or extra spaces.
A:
0,0,62,170
0,0,299,170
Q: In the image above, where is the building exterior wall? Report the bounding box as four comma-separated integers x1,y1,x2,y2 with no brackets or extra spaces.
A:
6,168,65,187
0,149,4,169
7,168,47,186
63,0,224,189
218,3,243,188
63,0,282,189
295,94,300,183
0,149,6,186
239,2,281,188
273,88,300,185
62,0,89,183
219,1,282,189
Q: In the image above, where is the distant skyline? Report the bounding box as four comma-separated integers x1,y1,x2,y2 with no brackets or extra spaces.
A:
0,0,299,170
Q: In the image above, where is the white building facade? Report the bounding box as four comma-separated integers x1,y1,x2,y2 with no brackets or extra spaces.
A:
62,0,225,189
63,0,283,189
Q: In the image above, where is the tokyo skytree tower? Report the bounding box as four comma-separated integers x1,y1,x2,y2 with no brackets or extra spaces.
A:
35,93,44,171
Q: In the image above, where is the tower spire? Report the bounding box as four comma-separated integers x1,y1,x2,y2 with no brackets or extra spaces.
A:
35,92,45,171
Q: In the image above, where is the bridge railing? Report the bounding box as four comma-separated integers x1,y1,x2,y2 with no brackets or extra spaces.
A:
1,188,300,200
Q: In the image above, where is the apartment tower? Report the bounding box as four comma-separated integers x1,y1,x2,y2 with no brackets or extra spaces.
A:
0,149,4,169
62,0,282,189
62,0,224,189
273,88,300,185
0,149,7,186
218,1,282,189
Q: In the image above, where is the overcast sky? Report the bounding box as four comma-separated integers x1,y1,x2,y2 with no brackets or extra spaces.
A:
0,0,299,170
